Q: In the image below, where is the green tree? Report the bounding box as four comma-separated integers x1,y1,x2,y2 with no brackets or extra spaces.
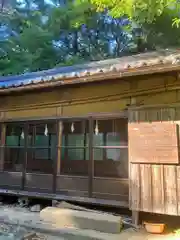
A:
0,0,134,76
90,0,180,25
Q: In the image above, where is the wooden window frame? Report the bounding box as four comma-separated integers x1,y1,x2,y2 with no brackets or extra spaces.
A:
3,123,25,172
0,112,127,194
27,122,57,161
92,118,128,152
92,118,128,178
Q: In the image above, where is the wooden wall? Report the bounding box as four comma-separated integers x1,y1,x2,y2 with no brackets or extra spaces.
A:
0,72,179,121
129,120,180,216
130,164,180,216
1,71,180,214
126,72,180,216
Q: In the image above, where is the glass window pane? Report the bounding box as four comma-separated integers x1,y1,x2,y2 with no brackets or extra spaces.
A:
35,135,49,146
106,149,121,161
94,148,128,178
67,134,85,147
27,149,53,174
26,122,56,174
93,134,103,146
106,133,121,146
6,124,25,146
51,135,57,160
6,136,19,146
51,134,57,147
62,120,89,147
93,148,127,161
93,148,103,161
4,148,24,171
85,147,89,161
93,118,128,178
60,119,89,176
35,149,49,159
67,149,84,160
61,148,89,176
28,122,56,147
61,148,89,161
93,119,127,147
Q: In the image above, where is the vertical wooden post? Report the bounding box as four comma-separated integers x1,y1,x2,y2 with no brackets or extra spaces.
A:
0,123,6,171
48,131,51,160
83,120,87,161
57,121,63,175
64,129,68,170
132,210,139,227
22,123,28,190
88,117,93,198
103,132,106,160
53,121,60,193
32,125,36,162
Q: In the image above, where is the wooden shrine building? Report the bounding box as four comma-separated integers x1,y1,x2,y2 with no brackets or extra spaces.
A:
0,49,180,221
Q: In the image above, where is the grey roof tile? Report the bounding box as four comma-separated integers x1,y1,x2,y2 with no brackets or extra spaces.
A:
0,49,180,90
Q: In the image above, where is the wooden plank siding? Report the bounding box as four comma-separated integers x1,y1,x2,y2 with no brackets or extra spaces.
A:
129,164,180,216
129,121,180,215
151,165,165,214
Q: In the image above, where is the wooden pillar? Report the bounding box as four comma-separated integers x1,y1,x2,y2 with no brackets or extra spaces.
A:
57,121,63,175
0,123,6,171
22,123,28,190
32,125,36,162
53,121,59,193
88,117,93,198
132,210,139,227
83,120,87,161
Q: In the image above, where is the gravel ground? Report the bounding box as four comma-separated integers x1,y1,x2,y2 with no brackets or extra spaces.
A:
0,222,68,239
0,203,176,240
0,223,60,239
0,204,67,239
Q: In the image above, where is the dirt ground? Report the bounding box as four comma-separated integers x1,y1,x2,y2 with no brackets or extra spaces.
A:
0,205,177,240
119,229,176,240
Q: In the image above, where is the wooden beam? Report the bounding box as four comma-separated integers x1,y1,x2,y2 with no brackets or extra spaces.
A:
1,112,127,123
0,123,6,171
53,121,59,193
88,117,93,198
83,120,87,161
22,123,28,190
57,121,63,175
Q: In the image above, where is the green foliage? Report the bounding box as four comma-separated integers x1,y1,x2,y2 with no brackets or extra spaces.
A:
0,0,135,76
141,8,180,49
1,0,180,77
91,0,180,25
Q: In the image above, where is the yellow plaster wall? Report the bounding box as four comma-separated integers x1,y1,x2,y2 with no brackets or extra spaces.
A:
0,73,179,120
62,99,129,116
135,90,178,106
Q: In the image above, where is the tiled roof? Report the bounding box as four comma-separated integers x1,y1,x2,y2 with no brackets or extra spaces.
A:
1,49,180,93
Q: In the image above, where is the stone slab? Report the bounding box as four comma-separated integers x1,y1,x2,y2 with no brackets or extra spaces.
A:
40,207,123,234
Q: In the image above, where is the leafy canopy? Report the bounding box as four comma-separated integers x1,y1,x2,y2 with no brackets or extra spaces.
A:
90,0,180,25
1,0,180,77
0,0,134,76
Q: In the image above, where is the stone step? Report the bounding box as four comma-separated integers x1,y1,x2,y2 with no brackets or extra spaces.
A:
40,207,123,234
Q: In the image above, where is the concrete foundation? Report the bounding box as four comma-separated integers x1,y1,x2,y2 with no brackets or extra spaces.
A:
40,207,123,234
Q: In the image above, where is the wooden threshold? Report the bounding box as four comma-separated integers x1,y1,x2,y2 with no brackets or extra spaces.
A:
0,188,129,208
